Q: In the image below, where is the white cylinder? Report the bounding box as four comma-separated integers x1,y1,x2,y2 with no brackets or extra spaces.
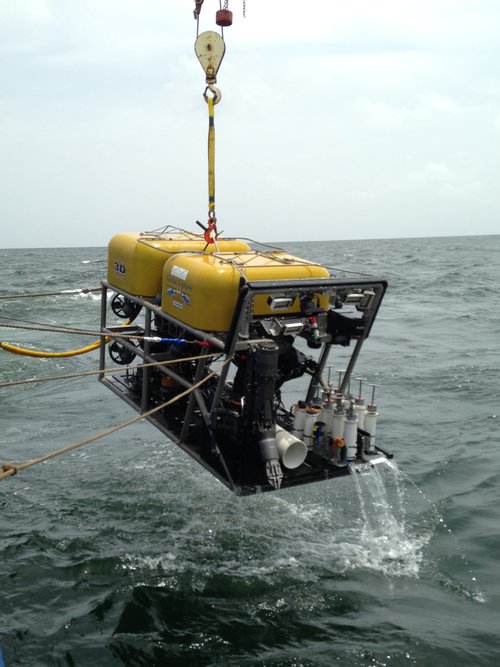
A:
292,406,307,439
364,410,378,448
344,417,358,459
275,426,307,469
303,408,320,450
331,412,345,440
318,404,334,437
353,404,366,430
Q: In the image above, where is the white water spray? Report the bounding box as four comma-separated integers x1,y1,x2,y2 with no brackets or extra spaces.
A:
347,459,427,577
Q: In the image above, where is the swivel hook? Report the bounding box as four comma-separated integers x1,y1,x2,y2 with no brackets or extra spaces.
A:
203,84,222,104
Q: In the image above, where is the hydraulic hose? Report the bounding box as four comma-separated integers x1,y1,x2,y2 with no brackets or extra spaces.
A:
0,339,104,358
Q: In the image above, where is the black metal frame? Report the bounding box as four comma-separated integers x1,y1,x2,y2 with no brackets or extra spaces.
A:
98,274,389,495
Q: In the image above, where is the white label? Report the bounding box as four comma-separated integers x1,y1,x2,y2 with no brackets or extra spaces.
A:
171,265,189,281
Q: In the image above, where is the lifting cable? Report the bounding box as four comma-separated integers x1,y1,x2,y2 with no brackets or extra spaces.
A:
0,319,130,358
0,286,107,357
0,357,232,482
0,352,220,389
0,320,213,358
0,319,157,338
0,287,101,300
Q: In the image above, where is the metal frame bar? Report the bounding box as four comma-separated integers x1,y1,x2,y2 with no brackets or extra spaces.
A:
98,274,389,494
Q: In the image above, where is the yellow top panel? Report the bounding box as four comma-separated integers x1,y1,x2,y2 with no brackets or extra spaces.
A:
161,251,330,331
107,232,251,297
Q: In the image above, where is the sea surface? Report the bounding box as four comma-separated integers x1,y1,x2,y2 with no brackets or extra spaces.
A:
0,235,499,666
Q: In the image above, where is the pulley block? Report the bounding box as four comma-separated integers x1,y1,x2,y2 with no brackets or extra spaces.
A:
195,30,226,84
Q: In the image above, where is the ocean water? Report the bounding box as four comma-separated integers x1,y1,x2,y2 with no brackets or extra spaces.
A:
0,235,499,666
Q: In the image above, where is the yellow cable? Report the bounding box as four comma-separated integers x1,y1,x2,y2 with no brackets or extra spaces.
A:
0,320,130,358
0,339,105,358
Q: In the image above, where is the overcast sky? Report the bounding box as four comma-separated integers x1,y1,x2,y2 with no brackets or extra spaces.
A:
1,0,499,248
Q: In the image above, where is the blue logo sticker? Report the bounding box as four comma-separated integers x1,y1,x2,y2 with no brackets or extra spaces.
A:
167,288,190,305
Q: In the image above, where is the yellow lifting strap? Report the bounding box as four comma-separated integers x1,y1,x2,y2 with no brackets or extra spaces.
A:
195,30,224,217
208,94,215,214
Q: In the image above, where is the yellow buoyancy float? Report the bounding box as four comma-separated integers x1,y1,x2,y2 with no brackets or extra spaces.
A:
161,251,331,331
107,231,250,298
